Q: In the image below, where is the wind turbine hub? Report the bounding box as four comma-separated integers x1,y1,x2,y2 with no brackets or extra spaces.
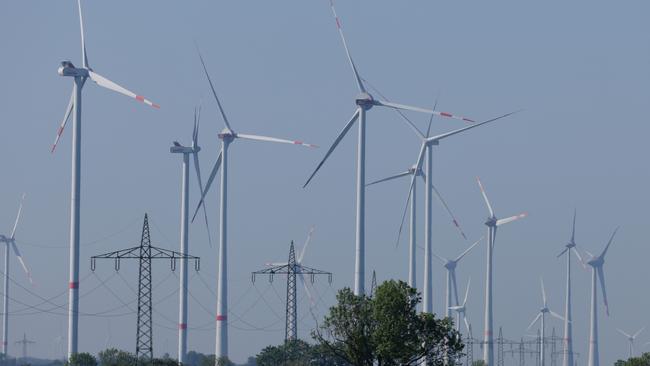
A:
218,129,235,142
355,92,374,108
58,61,88,77
485,217,497,227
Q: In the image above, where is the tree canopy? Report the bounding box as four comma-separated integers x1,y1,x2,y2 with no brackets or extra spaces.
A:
313,280,464,366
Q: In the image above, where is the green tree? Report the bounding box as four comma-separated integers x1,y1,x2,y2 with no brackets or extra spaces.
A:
97,348,137,366
615,353,650,366
471,361,486,366
313,280,464,366
255,339,347,366
66,353,98,366
313,287,375,366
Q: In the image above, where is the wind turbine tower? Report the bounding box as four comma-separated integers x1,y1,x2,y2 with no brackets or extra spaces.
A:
616,327,644,359
53,1,158,358
476,178,527,366
192,48,316,360
0,194,33,357
170,107,211,365
585,228,618,366
557,211,583,366
527,278,565,366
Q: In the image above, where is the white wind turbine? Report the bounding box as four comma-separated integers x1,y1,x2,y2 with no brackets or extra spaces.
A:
433,237,482,321
191,49,317,360
52,0,159,357
303,0,475,296
527,278,565,366
584,228,618,366
393,113,517,314
449,278,472,333
366,112,470,291
0,194,33,357
476,177,527,366
170,107,211,365
616,327,644,359
557,210,584,366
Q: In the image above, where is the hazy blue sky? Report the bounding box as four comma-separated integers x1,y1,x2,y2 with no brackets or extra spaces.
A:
1,0,649,364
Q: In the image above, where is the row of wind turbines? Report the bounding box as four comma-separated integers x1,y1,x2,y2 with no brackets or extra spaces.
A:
0,1,635,366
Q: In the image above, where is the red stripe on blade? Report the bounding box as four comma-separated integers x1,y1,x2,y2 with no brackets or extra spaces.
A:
440,112,452,118
136,95,145,102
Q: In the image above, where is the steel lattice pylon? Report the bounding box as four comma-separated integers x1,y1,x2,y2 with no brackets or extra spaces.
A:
252,240,332,342
91,214,200,364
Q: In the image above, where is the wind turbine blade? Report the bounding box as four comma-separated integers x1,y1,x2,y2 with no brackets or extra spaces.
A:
432,252,448,265
196,46,232,131
51,88,75,153
234,133,318,148
617,329,632,338
298,226,315,263
426,95,439,138
464,316,471,334
549,310,565,322
303,109,359,188
455,237,483,263
427,110,520,142
598,227,619,260
476,177,495,217
597,266,610,316
540,277,547,306
328,0,365,93
88,71,160,108
634,327,645,338
527,313,542,330
431,183,467,240
571,209,577,244
10,240,33,285
394,143,427,247
572,247,587,268
10,194,26,239
191,150,222,223
193,150,212,248
366,171,412,187
462,278,471,306
374,100,475,122
192,107,199,148
265,262,288,267
298,272,316,307
77,0,89,69
496,213,527,227
556,248,569,258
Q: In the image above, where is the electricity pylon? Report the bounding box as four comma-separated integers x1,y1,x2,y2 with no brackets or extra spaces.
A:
252,240,331,342
91,214,200,363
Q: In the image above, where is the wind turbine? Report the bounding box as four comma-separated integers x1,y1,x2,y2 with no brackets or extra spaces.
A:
0,194,33,357
303,0,476,296
557,210,584,366
476,177,527,366
585,228,618,366
449,278,472,333
616,327,644,359
52,0,159,358
392,112,517,314
527,278,565,366
433,237,482,320
170,107,211,365
367,169,467,291
191,49,317,360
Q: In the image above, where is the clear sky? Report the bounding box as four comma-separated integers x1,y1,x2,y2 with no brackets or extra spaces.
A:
0,0,649,364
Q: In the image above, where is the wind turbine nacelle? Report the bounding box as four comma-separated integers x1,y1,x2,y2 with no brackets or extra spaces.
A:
170,145,193,154
58,61,88,77
355,92,374,108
